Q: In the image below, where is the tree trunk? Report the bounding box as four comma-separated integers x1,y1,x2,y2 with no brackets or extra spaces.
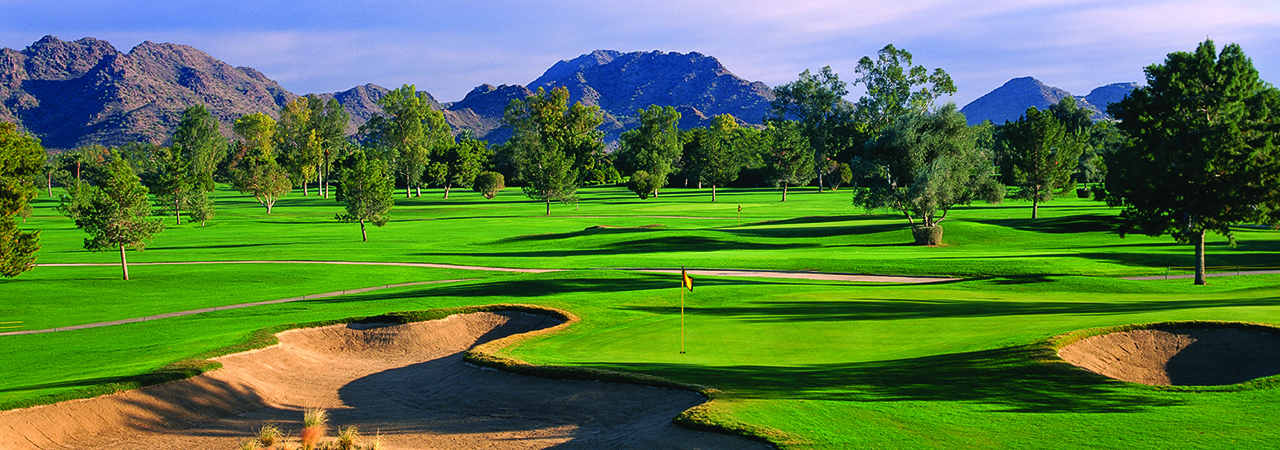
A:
303,181,308,197
1032,197,1039,219
174,198,182,225
119,244,129,281
443,184,451,199
1194,229,1206,285
265,201,273,214
406,175,411,198
360,219,367,242
782,184,788,202
818,172,824,193
545,198,551,216
46,171,53,197
415,186,421,197
711,185,716,202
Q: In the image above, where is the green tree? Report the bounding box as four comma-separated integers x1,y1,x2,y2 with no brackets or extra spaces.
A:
232,113,291,214
58,153,164,280
627,170,662,199
147,145,194,224
830,162,853,191
0,122,44,277
360,85,450,198
763,121,815,201
687,114,744,201
427,136,491,199
769,66,854,191
853,44,957,136
1104,40,1280,285
472,171,505,199
618,105,682,197
334,151,394,241
999,106,1086,218
278,95,350,198
504,87,603,214
854,105,1004,245
172,105,227,192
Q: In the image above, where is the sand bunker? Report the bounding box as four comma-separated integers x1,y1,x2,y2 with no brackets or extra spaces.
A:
1058,326,1280,386
0,312,768,449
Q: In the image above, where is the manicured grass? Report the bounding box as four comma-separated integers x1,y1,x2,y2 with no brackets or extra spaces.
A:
4,183,1280,448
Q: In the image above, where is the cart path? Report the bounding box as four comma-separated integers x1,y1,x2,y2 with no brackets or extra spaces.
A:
9,261,956,336
1122,269,1280,280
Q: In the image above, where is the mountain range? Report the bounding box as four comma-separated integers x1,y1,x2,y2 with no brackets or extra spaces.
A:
0,35,1132,150
959,77,1138,125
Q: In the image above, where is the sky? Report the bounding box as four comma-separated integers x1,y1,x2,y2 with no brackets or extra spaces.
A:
3,1,1278,107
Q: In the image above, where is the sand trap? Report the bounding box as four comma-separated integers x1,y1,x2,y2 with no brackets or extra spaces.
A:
0,312,768,449
1057,326,1280,386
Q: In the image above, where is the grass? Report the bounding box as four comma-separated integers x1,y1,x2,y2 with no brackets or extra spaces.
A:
4,183,1280,448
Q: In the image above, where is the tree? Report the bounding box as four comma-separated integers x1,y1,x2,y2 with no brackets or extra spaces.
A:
0,122,44,277
1104,40,1280,285
687,114,743,201
854,105,1004,245
853,44,957,136
618,105,683,197
172,105,227,193
232,113,291,214
769,66,854,191
147,145,194,225
58,153,164,280
360,85,451,198
334,151,394,241
473,171,505,199
427,136,491,199
627,170,662,199
278,95,350,198
999,105,1086,218
504,87,604,214
830,162,853,191
763,121,815,201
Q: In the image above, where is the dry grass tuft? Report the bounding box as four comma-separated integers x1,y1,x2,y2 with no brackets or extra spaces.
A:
336,425,360,450
257,423,282,447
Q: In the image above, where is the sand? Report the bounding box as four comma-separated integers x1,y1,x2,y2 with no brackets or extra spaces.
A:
0,312,769,449
1057,327,1280,386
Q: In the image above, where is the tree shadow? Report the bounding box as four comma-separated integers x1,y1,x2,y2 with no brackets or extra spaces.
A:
975,214,1123,234
582,345,1182,413
425,236,819,259
622,295,1280,323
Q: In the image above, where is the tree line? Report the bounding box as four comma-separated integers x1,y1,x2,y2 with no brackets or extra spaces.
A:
1,39,1277,284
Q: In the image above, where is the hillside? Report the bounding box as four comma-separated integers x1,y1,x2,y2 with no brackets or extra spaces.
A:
0,36,294,149
959,77,1136,125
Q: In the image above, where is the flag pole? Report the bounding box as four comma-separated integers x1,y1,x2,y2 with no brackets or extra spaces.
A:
680,270,686,354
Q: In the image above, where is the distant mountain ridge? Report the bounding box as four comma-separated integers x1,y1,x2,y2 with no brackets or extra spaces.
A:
0,37,776,149
959,77,1138,126
0,36,296,149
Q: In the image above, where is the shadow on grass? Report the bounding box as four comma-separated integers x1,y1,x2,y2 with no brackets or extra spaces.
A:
147,243,289,252
300,275,855,305
623,295,1280,322
584,345,1181,413
499,225,667,243
424,235,819,259
975,214,1124,234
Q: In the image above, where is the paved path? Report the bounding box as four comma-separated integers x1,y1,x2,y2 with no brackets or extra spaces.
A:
1123,269,1280,281
10,261,955,336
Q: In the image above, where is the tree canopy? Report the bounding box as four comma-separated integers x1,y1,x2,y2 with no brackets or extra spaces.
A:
999,105,1085,218
58,153,164,280
853,44,957,135
335,150,394,242
854,105,1004,243
360,84,451,198
0,122,44,277
1104,39,1280,285
504,87,604,214
618,105,681,198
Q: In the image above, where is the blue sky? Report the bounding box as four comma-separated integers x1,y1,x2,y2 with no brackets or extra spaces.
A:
4,1,1278,106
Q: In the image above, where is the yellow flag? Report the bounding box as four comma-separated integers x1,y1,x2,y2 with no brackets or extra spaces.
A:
682,267,693,291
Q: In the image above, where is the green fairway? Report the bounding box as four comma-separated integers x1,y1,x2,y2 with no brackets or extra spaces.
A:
4,184,1280,448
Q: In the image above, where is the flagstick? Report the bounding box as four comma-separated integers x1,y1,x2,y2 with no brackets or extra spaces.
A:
680,284,685,354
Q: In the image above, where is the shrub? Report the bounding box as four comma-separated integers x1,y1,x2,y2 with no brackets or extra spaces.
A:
472,171,505,199
627,170,660,199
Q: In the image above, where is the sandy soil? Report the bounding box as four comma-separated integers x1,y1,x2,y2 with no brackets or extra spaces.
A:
0,312,769,450
1057,327,1280,386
